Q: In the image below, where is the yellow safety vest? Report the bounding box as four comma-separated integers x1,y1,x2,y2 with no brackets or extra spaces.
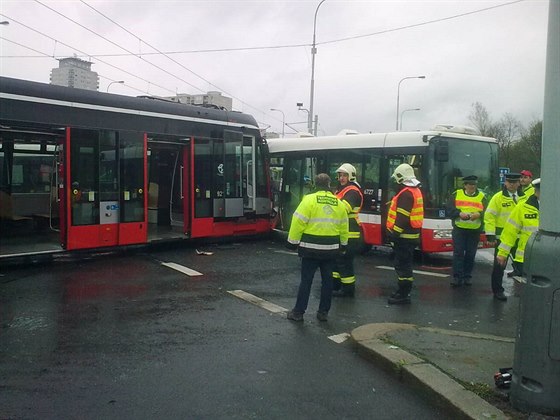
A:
453,189,485,230
497,196,539,263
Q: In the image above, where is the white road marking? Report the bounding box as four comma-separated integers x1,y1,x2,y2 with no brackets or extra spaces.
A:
273,250,299,255
328,333,350,343
228,290,288,314
161,262,203,276
376,265,449,278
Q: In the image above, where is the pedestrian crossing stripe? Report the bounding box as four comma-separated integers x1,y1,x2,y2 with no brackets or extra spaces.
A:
228,289,288,314
328,333,350,343
376,266,449,278
161,262,203,276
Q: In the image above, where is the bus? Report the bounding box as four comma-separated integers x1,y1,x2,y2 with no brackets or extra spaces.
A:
268,127,499,253
0,77,271,259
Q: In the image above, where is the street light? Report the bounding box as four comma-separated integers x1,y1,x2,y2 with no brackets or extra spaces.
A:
309,0,327,135
0,21,9,25
395,75,425,131
400,108,421,131
106,80,124,92
270,108,286,138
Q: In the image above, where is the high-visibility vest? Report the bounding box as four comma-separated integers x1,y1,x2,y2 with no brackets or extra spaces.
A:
453,189,485,230
336,184,364,239
287,190,349,258
387,187,424,238
484,190,519,238
497,195,539,263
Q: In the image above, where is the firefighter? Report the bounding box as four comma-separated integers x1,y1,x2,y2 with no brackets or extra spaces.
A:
286,173,349,322
446,175,487,287
496,178,540,276
331,163,364,298
484,172,524,301
386,163,424,305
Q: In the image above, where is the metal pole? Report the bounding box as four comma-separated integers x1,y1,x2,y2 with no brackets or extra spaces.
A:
400,108,421,131
309,0,327,135
395,76,425,131
270,108,286,138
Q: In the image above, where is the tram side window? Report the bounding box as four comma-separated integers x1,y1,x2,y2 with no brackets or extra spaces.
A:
363,154,381,213
71,129,99,226
194,140,213,218
120,132,145,223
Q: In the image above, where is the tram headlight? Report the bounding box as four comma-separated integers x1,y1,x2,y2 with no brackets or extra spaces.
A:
433,229,452,240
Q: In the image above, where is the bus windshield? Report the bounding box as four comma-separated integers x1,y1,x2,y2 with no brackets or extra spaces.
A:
427,136,499,214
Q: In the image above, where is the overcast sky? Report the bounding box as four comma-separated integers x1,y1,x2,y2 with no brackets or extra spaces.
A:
0,0,549,136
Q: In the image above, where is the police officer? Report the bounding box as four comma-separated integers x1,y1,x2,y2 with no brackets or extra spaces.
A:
496,178,541,276
286,173,349,322
484,172,525,301
332,163,364,298
446,175,487,287
386,163,424,305
519,170,535,198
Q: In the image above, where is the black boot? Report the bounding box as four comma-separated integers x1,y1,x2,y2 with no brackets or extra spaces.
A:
333,283,355,297
388,281,411,305
332,277,342,292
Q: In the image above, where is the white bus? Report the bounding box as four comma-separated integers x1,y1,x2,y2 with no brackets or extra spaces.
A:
268,126,499,253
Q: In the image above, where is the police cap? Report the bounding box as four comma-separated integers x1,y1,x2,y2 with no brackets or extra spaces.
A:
462,175,478,184
504,173,521,181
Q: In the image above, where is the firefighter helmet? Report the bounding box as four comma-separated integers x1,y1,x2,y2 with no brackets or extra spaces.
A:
336,163,357,182
392,163,416,184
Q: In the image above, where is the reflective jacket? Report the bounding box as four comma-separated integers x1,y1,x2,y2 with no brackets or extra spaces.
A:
336,183,364,240
483,188,524,239
288,190,349,259
386,186,424,240
447,189,486,230
497,195,539,263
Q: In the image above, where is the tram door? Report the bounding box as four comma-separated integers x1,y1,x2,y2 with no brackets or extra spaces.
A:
66,128,146,250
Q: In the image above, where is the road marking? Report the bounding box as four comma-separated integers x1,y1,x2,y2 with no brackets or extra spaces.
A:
228,290,288,314
376,265,449,278
328,333,350,343
273,250,298,256
161,262,203,276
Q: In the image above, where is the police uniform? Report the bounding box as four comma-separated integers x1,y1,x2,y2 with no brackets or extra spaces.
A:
286,175,349,321
484,172,525,300
497,178,540,274
446,175,487,287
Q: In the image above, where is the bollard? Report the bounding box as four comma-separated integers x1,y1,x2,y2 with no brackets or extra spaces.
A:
510,231,560,415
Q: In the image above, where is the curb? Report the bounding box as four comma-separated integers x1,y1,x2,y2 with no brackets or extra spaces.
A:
350,323,508,420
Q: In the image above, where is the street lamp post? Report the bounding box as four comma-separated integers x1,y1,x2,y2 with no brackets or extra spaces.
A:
395,75,425,131
309,0,327,135
270,108,286,138
400,108,421,131
106,80,124,92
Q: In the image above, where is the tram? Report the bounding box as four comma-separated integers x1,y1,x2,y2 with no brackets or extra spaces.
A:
0,77,271,259
268,127,499,253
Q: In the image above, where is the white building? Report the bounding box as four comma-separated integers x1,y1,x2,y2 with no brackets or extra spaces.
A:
168,91,233,111
50,57,99,91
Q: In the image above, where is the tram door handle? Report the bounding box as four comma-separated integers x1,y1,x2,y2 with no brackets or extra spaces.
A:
180,165,184,199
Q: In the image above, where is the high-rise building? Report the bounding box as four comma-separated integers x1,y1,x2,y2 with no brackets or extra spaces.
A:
168,91,233,111
50,56,99,91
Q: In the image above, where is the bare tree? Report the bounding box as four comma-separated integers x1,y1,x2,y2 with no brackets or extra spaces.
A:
468,102,493,136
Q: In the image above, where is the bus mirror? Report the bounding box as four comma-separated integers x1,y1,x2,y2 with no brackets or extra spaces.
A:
435,141,449,162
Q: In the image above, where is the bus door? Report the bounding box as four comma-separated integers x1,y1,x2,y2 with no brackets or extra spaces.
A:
241,134,270,216
66,129,146,250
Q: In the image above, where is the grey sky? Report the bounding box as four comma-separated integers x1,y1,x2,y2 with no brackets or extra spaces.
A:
0,0,549,136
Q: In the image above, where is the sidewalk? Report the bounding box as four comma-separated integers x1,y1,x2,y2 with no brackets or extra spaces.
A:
351,323,517,419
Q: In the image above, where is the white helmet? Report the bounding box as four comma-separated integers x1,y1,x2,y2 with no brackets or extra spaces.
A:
336,163,357,182
392,163,417,184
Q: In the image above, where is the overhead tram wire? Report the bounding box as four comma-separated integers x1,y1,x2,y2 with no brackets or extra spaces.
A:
4,0,526,60
34,0,205,94
0,16,176,95
79,0,265,117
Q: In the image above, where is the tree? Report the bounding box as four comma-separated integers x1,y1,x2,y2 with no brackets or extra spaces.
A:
509,120,542,175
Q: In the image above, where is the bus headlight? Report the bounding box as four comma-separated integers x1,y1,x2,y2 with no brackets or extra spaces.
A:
433,229,452,239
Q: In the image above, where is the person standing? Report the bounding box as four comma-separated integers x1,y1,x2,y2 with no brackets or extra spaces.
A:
519,170,535,198
332,163,364,298
497,178,541,276
386,163,424,305
484,172,524,301
286,173,349,322
446,175,487,287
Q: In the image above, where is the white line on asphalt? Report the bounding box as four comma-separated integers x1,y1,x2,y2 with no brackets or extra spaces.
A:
228,290,288,314
161,262,203,276
328,333,350,343
376,265,449,278
273,250,299,256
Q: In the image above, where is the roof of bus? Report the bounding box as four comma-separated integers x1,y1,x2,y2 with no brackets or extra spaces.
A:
267,131,497,154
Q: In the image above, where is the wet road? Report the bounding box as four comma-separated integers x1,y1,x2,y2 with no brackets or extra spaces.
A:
0,239,519,419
